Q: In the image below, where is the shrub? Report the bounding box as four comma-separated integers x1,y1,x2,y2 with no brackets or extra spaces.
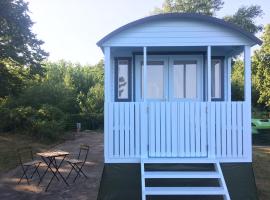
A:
0,104,66,141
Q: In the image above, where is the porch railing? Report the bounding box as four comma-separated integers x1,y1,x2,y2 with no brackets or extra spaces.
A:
105,101,250,162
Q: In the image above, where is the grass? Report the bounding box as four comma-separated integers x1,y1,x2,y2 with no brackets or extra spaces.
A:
0,133,65,173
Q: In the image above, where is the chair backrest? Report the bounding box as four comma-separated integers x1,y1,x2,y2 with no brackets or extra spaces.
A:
77,144,89,163
17,146,33,165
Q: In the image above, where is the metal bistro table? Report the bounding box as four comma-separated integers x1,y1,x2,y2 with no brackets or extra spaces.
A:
37,150,69,191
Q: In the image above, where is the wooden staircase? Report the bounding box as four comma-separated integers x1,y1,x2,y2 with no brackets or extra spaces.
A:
141,159,231,200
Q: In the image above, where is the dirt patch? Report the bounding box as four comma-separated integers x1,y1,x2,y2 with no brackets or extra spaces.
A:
253,146,270,200
0,131,104,200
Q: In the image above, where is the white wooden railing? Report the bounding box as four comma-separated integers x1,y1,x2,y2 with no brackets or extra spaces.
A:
105,101,250,162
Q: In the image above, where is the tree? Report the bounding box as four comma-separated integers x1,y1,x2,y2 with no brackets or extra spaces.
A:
153,0,263,34
253,25,270,107
223,5,263,34
153,0,224,16
0,0,48,97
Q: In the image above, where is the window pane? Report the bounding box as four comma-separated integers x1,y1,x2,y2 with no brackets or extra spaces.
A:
118,61,129,99
173,64,184,98
185,63,197,99
141,61,164,99
211,60,222,99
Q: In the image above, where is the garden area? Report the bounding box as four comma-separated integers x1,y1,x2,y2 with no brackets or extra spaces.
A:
1,0,270,199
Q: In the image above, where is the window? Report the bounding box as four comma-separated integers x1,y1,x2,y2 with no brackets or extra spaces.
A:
115,58,131,101
211,59,223,100
173,61,197,99
141,61,165,99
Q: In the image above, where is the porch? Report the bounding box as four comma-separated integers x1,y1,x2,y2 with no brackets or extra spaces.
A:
104,45,252,163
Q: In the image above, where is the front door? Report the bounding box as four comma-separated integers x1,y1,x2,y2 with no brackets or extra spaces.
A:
135,55,208,158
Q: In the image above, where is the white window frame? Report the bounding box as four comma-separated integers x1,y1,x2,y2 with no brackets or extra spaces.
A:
135,55,203,102
168,55,203,101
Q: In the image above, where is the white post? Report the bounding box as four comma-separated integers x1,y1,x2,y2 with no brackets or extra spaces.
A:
244,46,251,103
227,57,232,101
207,46,212,102
207,46,213,157
141,46,148,158
104,46,110,162
104,47,111,102
143,47,147,101
244,45,252,161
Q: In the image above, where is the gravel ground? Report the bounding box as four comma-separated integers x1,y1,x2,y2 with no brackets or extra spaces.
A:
0,131,104,200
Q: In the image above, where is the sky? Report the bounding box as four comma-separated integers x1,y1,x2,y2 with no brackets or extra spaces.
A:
27,0,270,65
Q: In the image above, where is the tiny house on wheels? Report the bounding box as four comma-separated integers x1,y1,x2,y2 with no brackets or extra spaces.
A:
97,13,261,200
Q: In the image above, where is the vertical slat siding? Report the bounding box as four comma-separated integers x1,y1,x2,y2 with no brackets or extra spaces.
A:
231,102,237,157
141,103,148,157
105,101,248,161
124,103,130,157
114,103,120,157
166,103,172,157
210,103,216,158
108,103,114,158
119,103,125,157
201,103,207,157
185,102,190,157
155,103,161,157
190,103,195,157
149,102,155,157
171,102,178,157
216,102,221,157
195,103,201,157
179,103,185,157
226,102,232,157
130,103,135,157
160,103,166,157
221,103,226,157
135,103,140,156
237,102,243,156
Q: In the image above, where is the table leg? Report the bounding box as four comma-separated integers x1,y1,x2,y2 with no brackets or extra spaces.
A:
38,157,51,186
50,155,69,186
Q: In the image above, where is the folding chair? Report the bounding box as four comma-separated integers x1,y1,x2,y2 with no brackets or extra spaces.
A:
17,146,43,185
65,144,89,183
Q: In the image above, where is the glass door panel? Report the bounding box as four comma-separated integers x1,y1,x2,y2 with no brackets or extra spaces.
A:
172,61,198,100
173,63,185,98
141,61,166,100
185,63,197,99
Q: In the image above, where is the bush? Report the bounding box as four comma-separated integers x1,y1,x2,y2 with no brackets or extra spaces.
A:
0,104,66,141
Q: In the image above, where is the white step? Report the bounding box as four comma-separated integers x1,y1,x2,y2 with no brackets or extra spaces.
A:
145,186,226,195
144,171,221,179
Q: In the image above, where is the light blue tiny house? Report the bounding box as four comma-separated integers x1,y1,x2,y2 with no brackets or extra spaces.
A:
97,13,261,200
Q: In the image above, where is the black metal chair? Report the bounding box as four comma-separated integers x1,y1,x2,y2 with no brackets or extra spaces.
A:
65,144,89,183
17,147,42,184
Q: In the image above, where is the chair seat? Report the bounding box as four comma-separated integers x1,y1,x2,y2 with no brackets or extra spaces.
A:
23,160,42,166
65,158,84,164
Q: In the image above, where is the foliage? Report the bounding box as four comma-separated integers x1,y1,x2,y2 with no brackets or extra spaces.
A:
0,0,48,98
153,0,224,16
231,60,244,101
253,25,270,108
0,104,66,141
0,60,104,141
223,5,263,34
0,0,48,72
153,0,263,34
231,59,261,108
